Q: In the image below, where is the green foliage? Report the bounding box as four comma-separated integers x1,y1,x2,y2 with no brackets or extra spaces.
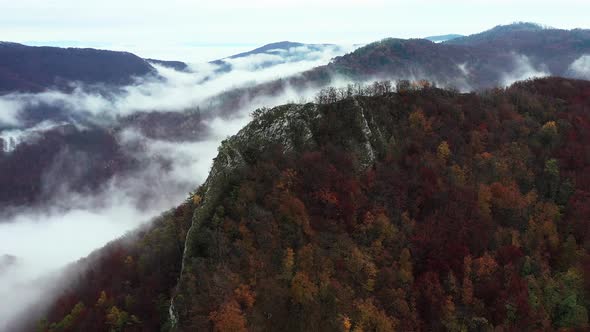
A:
45,302,85,332
556,295,588,328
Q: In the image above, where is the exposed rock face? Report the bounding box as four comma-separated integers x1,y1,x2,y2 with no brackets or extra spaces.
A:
168,97,397,328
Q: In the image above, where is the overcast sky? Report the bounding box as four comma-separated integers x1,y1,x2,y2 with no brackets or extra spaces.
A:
1,0,589,61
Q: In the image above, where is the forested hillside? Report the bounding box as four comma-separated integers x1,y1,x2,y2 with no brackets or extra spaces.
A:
32,77,590,331
206,23,590,118
0,43,156,93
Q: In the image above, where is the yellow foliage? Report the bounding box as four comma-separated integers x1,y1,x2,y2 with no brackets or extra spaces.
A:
124,255,134,266
354,299,397,332
192,194,202,205
541,121,558,135
290,272,318,304
437,141,451,163
450,164,466,185
441,296,460,331
364,261,377,292
283,248,295,278
96,290,108,307
106,306,130,329
342,316,352,332
409,109,431,132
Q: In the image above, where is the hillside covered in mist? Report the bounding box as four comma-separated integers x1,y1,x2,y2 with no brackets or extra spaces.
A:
203,23,590,119
24,77,590,331
3,21,590,332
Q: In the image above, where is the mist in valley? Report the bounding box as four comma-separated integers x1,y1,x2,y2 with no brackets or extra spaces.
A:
1,38,589,329
0,43,356,328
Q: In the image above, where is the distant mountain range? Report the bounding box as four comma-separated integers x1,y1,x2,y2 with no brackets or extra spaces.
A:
202,22,590,117
1,22,588,96
0,42,156,93
145,58,189,72
4,23,590,330
2,22,590,208
210,41,343,73
446,22,551,45
329,23,590,87
424,34,464,42
217,41,331,60
0,41,343,93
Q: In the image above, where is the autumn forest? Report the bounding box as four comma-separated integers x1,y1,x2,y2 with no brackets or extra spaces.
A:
29,77,590,331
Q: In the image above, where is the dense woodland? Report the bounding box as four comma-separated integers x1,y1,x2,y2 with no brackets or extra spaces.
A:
206,24,590,120
3,23,589,210
31,77,590,331
0,125,133,208
0,42,155,94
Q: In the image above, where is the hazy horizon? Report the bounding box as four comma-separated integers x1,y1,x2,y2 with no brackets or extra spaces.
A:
2,0,590,61
1,1,590,329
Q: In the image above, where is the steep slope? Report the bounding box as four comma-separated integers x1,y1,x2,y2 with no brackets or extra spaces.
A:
11,204,194,332
0,42,155,93
170,78,590,331
32,77,590,331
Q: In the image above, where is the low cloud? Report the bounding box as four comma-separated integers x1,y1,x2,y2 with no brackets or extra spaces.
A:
0,120,70,152
0,44,356,127
0,43,565,328
0,50,356,327
568,55,590,79
0,99,24,127
222,45,348,71
500,53,549,86
0,126,219,327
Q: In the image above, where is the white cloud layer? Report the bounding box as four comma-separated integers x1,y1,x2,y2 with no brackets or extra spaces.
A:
0,121,69,152
0,125,227,328
0,44,355,125
569,55,590,79
500,54,550,86
0,99,24,127
0,38,583,329
0,44,353,328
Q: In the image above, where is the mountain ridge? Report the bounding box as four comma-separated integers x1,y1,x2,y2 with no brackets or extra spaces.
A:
26,77,590,331
0,42,157,93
